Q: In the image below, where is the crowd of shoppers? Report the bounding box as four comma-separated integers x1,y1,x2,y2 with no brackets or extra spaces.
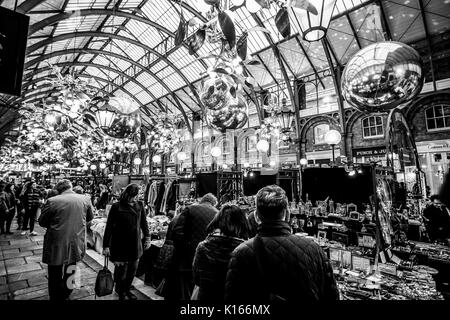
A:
0,174,447,301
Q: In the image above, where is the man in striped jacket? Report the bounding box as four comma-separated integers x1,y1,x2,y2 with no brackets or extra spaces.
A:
21,181,43,236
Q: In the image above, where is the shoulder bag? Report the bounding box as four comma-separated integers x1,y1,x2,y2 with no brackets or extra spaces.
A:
95,256,114,298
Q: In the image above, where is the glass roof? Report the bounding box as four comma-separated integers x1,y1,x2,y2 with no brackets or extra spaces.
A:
1,0,449,131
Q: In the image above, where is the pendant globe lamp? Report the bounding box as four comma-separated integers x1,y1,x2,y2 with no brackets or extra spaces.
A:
288,0,337,42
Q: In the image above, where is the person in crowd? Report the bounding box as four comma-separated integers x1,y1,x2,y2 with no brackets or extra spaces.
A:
21,180,43,236
95,184,110,210
103,184,151,300
192,204,249,301
0,184,8,235
225,185,339,301
2,184,17,235
15,183,25,230
38,180,94,300
46,189,59,199
423,194,450,244
171,193,218,300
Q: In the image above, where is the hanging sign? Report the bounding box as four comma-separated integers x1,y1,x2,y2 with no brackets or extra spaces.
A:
352,146,386,157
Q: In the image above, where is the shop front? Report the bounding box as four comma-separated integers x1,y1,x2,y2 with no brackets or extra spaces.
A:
416,139,450,195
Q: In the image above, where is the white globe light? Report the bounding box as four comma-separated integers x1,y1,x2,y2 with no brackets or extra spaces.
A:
222,163,228,170
256,139,270,153
246,0,262,13
99,163,107,169
211,146,222,158
152,155,162,163
269,160,276,167
133,157,142,165
177,151,187,161
90,164,97,170
300,158,308,166
324,130,342,146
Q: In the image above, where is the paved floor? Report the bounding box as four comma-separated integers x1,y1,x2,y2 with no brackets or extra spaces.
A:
0,222,157,300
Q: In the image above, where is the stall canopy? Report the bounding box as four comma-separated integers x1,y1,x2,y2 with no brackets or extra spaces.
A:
0,0,449,139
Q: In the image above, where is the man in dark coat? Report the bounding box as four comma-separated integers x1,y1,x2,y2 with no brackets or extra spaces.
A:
225,185,339,301
171,193,218,300
39,180,93,300
423,194,450,243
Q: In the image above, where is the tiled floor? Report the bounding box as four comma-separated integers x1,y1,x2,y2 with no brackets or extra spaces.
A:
0,222,157,300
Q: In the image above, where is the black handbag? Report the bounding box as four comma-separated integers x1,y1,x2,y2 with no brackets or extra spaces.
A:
95,256,114,298
153,240,175,272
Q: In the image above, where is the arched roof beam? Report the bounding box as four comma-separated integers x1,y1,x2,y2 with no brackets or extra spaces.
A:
21,87,153,131
16,0,45,14
27,8,208,71
26,31,205,118
17,62,158,121
29,9,174,37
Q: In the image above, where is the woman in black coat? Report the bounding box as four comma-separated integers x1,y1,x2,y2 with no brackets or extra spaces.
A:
192,204,250,301
103,184,151,300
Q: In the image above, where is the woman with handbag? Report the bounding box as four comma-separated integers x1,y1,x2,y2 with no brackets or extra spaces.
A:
103,184,151,300
192,204,250,301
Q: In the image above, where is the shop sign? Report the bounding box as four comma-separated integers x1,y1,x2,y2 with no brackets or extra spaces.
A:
353,146,386,157
428,143,449,150
111,161,129,167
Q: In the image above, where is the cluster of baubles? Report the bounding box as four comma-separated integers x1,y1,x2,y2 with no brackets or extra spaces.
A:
147,113,184,155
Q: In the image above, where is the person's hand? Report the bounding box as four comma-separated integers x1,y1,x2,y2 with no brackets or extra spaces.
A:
103,247,110,257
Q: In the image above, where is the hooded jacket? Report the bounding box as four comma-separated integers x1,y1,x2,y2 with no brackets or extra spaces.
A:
193,233,244,301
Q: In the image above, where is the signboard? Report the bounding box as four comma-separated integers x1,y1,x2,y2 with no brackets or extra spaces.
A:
353,146,386,158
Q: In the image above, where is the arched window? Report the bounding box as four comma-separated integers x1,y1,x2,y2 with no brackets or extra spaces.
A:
222,139,231,155
245,136,257,152
425,104,450,131
314,124,330,144
362,116,384,138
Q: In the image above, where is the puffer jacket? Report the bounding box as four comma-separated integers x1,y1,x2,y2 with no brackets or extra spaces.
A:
193,233,244,301
172,202,218,271
225,220,339,302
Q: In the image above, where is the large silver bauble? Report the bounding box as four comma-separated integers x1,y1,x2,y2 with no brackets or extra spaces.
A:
200,77,232,110
103,113,141,139
205,95,248,131
341,41,424,113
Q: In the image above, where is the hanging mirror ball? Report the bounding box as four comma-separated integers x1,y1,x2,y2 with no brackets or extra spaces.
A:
205,94,248,131
104,113,141,139
341,41,424,113
200,77,233,111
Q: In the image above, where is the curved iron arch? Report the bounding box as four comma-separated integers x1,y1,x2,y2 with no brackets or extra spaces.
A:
19,77,156,126
405,91,450,123
23,48,196,131
29,9,175,37
299,114,341,143
19,61,157,106
26,31,205,115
